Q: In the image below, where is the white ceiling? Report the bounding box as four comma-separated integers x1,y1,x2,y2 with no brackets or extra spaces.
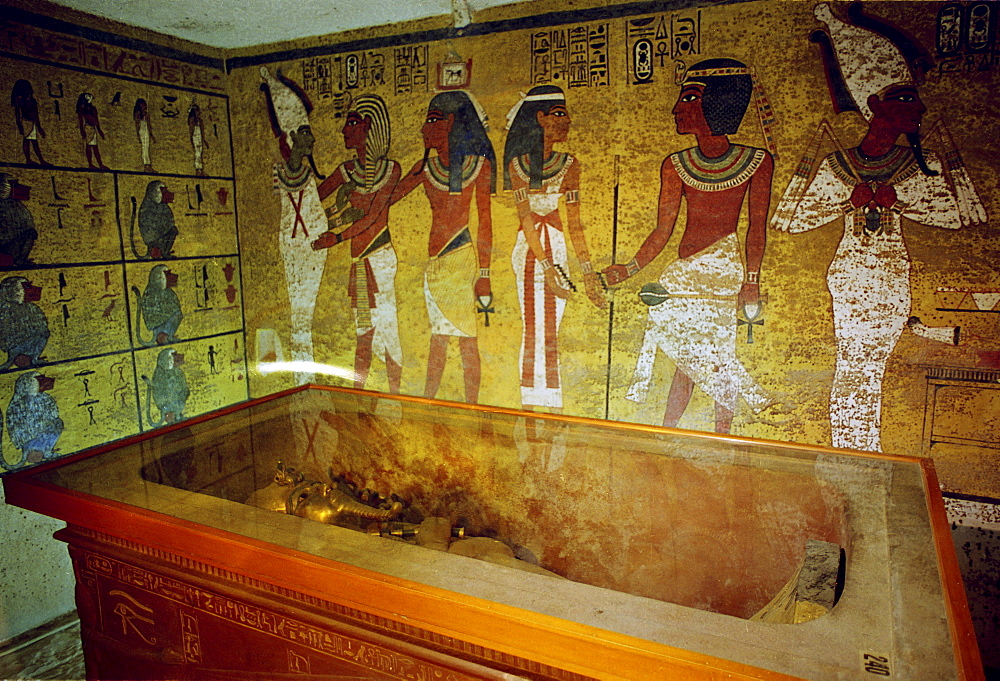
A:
48,0,526,49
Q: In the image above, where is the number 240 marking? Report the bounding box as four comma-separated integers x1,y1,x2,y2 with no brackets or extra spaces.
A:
864,653,892,676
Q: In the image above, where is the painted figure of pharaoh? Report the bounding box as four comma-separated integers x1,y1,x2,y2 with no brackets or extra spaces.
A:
602,58,774,434
391,91,495,404
260,67,328,385
771,3,986,452
312,94,403,393
503,85,605,413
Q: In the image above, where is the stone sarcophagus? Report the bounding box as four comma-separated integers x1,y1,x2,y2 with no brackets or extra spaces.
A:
3,386,982,680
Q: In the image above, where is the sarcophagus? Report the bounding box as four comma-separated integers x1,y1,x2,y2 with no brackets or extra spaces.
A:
3,386,981,680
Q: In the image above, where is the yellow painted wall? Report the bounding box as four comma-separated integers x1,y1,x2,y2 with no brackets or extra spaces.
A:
0,4,247,474
229,0,999,497
1,1,997,492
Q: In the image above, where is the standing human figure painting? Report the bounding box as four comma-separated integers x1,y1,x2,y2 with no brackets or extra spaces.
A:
134,98,155,173
390,91,494,404
312,94,403,393
189,102,208,177
503,86,605,413
602,59,775,434
76,92,108,170
260,67,328,385
11,80,48,167
771,3,986,452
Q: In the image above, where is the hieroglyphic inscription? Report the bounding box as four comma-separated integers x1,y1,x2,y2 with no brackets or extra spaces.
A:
394,45,429,95
931,2,999,78
344,51,387,90
109,589,158,645
181,611,202,663
625,12,701,85
88,551,478,681
0,21,225,90
301,57,334,100
531,24,610,87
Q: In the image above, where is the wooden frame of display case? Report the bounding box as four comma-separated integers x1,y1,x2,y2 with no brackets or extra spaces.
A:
4,385,984,681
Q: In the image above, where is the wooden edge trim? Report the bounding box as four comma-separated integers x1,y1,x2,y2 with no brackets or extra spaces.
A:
6,475,802,681
920,459,986,681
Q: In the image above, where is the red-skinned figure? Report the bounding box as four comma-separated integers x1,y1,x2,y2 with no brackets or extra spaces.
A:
11,80,48,167
502,85,605,414
312,95,403,394
771,3,985,453
76,92,108,170
603,58,772,433
390,91,495,404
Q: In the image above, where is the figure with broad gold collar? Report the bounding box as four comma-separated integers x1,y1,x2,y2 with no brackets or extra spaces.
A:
390,91,495,404
312,94,403,394
503,85,606,414
602,58,776,433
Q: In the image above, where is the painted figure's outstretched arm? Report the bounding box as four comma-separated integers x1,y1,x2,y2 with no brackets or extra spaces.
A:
389,160,425,205
602,157,683,286
561,160,606,308
338,162,402,242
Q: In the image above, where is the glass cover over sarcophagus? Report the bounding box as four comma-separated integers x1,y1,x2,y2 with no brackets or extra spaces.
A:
5,387,979,680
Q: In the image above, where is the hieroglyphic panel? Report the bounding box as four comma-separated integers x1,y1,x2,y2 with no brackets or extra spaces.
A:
133,334,246,433
531,22,610,87
0,19,226,92
932,2,999,77
0,59,232,176
300,56,335,100
0,169,120,264
125,258,243,349
117,176,238,260
530,27,569,84
0,354,139,471
625,11,701,85
393,45,429,96
86,550,482,681
0,29,246,473
0,265,129,363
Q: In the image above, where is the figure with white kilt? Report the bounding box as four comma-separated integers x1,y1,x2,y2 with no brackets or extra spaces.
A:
602,58,778,434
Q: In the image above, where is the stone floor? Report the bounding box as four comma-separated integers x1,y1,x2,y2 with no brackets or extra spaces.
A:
0,611,85,681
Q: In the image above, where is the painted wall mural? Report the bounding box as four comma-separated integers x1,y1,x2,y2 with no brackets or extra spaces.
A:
0,17,248,473
226,0,999,499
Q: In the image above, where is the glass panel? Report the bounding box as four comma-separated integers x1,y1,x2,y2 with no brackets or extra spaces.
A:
33,388,957,679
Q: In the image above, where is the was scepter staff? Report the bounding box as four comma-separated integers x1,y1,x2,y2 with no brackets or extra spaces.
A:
602,155,620,420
